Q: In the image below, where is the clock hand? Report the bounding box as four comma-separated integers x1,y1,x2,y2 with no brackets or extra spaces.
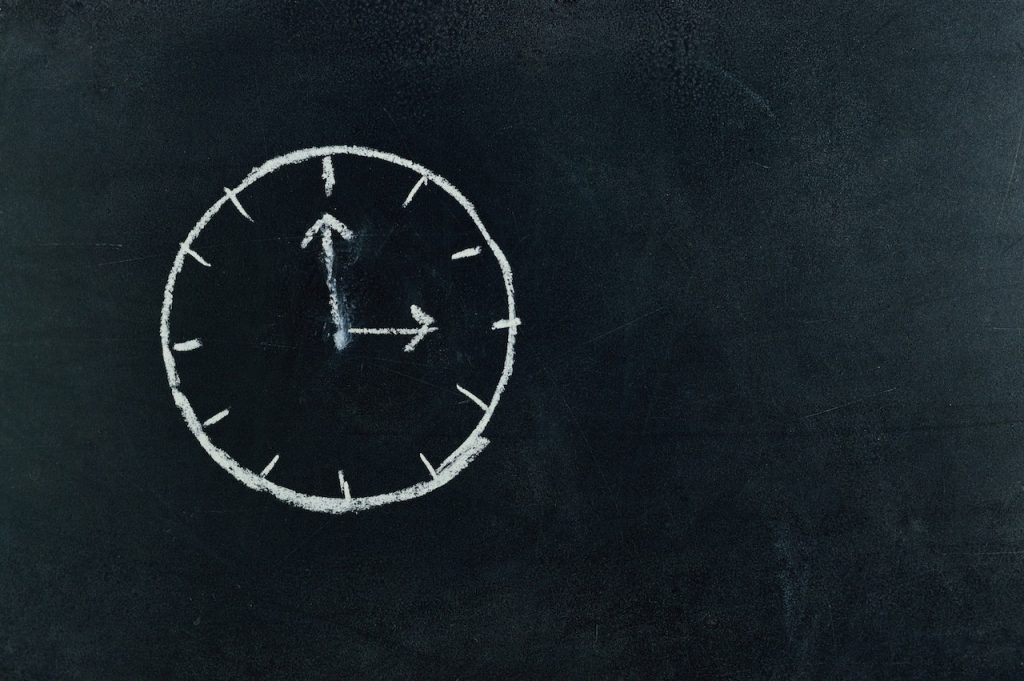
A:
301,212,354,350
349,304,439,352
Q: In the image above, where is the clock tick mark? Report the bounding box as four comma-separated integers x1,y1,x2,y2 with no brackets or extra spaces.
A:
419,453,438,479
185,248,211,267
451,246,481,260
338,470,351,499
223,187,254,222
402,174,428,208
492,317,522,330
456,384,488,412
260,454,280,478
202,408,230,427
172,338,203,352
321,156,335,197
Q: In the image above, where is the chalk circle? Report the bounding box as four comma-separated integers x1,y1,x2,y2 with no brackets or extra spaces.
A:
160,146,517,514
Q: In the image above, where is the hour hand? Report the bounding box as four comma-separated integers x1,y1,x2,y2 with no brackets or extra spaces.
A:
348,305,439,352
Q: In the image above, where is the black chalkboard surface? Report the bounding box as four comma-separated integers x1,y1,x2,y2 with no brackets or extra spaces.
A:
4,1,1024,678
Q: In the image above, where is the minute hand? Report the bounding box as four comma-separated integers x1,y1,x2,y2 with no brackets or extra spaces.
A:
349,305,438,352
300,212,354,350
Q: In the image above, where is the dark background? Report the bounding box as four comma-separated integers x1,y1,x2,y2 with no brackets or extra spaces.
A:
4,1,1024,678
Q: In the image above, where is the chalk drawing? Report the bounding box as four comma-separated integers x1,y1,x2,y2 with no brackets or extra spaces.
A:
491,317,522,330
223,187,254,222
301,212,354,350
451,246,481,260
338,470,351,500
161,146,519,514
172,338,202,352
419,453,438,479
202,408,230,428
348,304,438,352
186,248,211,267
456,384,489,412
402,174,429,208
321,156,335,197
260,454,280,478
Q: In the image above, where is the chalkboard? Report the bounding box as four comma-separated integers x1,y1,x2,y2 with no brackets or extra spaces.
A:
4,1,1024,678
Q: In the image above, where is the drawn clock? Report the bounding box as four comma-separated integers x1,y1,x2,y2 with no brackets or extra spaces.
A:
160,146,519,514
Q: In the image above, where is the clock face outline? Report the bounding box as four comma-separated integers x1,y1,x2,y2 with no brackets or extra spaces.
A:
160,146,518,514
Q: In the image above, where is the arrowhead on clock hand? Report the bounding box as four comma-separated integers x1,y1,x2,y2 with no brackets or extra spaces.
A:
301,212,354,248
409,304,435,328
403,305,439,352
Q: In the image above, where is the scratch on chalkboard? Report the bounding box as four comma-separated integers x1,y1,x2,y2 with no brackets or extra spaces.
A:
698,59,776,120
584,307,667,345
802,386,897,419
996,111,1024,231
39,241,125,248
